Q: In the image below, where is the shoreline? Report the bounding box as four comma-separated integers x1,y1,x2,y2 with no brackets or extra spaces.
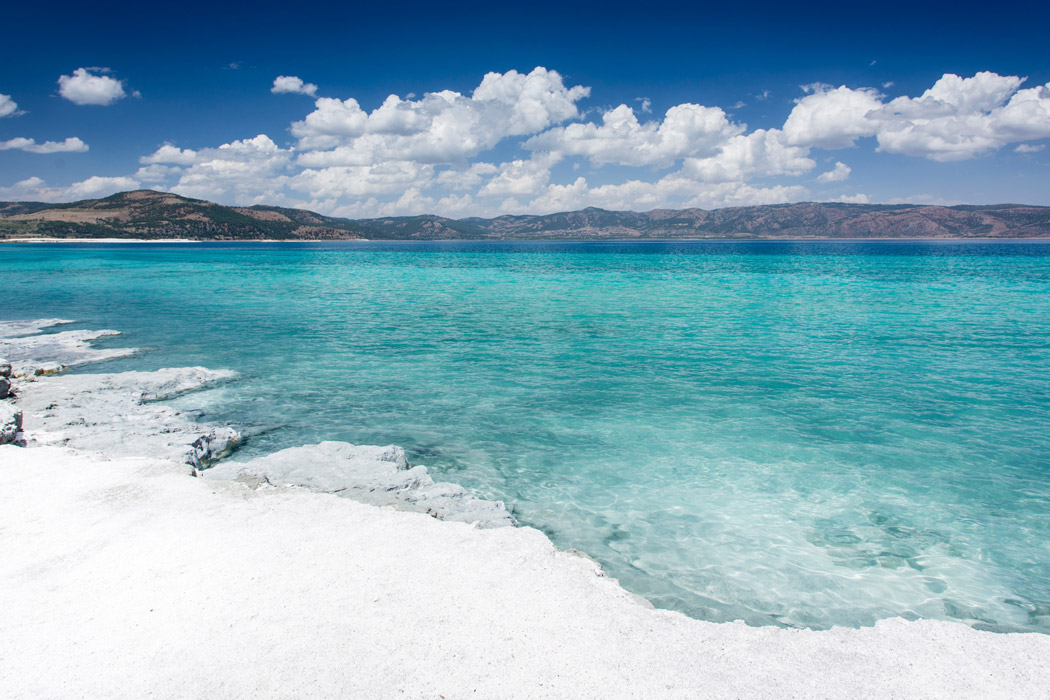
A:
2,319,1050,697
6,236,1050,244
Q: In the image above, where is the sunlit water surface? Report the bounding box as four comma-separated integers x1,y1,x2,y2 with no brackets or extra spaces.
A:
6,240,1050,632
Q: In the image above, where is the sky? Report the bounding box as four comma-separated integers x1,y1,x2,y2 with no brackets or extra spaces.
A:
2,0,1049,217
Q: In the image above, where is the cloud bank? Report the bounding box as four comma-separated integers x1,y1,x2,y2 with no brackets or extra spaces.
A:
7,68,1050,213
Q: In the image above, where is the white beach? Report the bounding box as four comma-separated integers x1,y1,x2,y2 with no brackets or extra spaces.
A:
2,320,1049,699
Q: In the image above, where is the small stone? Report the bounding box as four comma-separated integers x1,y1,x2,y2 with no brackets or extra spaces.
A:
0,377,10,399
0,359,11,378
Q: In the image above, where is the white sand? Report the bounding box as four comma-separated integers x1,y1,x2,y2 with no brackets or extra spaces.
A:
3,446,1050,699
2,319,1050,698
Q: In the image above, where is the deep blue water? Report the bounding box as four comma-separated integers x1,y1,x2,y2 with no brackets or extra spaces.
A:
6,239,1050,632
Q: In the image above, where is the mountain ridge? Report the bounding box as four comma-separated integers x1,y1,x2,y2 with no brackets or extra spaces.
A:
2,190,1050,240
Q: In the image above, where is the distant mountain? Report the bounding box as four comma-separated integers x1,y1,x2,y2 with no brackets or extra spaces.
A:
2,190,1050,240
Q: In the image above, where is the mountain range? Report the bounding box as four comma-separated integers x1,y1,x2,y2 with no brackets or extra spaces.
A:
2,190,1049,240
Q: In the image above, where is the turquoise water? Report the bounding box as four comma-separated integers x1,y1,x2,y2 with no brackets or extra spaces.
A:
6,240,1050,632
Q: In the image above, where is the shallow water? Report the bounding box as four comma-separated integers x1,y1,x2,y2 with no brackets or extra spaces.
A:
6,239,1050,631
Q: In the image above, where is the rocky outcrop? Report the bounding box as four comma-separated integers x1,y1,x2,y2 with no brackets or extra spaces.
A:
0,357,11,399
0,401,22,445
0,356,21,444
204,441,516,528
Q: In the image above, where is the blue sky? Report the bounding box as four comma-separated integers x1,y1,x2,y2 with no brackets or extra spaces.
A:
2,0,1049,216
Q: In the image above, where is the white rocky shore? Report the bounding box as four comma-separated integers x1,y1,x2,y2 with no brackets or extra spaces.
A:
2,320,1049,699
0,319,514,525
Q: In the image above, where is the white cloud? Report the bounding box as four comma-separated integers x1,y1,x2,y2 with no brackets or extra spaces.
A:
141,135,294,204
478,154,560,197
292,67,589,161
134,164,183,182
521,175,808,214
0,93,19,118
31,67,1049,217
0,175,140,202
783,72,1050,162
57,68,127,106
0,137,89,154
835,193,870,203
289,160,434,199
272,76,318,97
782,84,882,148
680,129,814,182
816,161,851,183
526,103,744,167
140,144,200,165
435,162,499,190
67,175,141,199
869,72,1049,161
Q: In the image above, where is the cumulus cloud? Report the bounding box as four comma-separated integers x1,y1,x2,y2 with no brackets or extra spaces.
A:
525,175,807,214
37,67,1049,217
835,193,871,203
785,85,881,150
144,135,294,204
289,160,435,200
0,137,89,154
134,164,183,183
680,129,815,182
140,144,199,165
478,153,561,197
272,76,318,96
782,84,882,148
526,103,744,166
816,161,851,183
291,67,589,162
0,175,140,202
57,68,127,106
435,162,499,190
872,73,1050,161
782,72,1050,161
0,93,19,118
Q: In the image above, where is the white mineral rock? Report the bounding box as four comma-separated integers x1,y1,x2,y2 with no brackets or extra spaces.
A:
17,367,239,466
205,441,517,527
0,326,136,377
